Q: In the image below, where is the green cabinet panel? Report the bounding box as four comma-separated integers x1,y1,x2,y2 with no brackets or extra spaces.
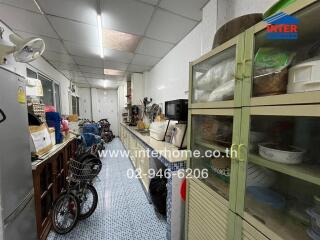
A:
244,0,320,107
235,105,320,240
189,34,245,109
186,1,320,240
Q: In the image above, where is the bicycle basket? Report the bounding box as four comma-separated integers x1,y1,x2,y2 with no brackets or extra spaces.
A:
69,159,102,181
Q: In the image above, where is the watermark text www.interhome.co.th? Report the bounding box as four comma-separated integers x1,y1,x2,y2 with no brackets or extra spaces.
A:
98,147,238,160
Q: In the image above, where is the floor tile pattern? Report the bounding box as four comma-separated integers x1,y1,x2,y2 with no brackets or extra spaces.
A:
48,138,167,240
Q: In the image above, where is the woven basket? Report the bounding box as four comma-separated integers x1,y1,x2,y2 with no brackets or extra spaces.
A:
253,68,288,97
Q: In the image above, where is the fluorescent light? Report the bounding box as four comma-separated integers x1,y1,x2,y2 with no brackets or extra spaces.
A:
33,0,44,14
97,14,104,58
104,69,124,76
103,80,107,88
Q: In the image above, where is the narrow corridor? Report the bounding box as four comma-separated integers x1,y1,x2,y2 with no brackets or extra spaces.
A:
48,138,167,240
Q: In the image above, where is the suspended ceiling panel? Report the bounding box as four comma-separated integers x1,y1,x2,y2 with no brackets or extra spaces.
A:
37,0,98,25
48,16,99,45
73,56,104,68
136,38,174,58
101,0,154,35
132,54,160,67
139,0,159,6
0,0,208,88
145,9,198,43
64,41,100,59
103,48,134,64
1,0,42,13
159,0,208,21
127,64,151,72
0,4,57,37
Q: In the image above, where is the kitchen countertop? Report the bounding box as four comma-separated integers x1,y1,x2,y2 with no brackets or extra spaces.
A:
121,123,188,163
31,135,76,169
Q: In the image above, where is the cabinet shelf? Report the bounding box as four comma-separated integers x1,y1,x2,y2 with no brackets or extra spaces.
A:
249,154,320,186
250,91,320,107
196,139,230,154
244,202,309,240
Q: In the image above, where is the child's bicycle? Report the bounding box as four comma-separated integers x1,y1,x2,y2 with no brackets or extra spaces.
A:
51,158,102,234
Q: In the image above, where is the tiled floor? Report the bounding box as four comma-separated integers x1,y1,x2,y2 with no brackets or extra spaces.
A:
48,138,167,240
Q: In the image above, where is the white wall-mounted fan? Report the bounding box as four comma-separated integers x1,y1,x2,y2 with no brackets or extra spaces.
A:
0,32,45,64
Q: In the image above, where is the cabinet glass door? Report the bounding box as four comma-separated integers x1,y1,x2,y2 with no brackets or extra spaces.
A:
243,1,320,106
189,109,240,209
190,34,244,108
237,105,320,240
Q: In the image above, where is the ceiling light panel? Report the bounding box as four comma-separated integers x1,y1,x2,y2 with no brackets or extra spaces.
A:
104,69,124,76
102,29,141,52
103,61,128,71
97,14,104,58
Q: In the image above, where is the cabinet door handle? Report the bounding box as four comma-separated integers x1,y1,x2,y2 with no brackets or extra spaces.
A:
238,144,247,162
235,62,243,81
244,59,253,78
0,109,6,124
230,144,238,160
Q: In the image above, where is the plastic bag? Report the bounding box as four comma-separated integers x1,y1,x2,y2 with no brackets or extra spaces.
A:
254,48,295,76
195,58,235,90
208,79,235,102
194,89,211,102
149,176,167,216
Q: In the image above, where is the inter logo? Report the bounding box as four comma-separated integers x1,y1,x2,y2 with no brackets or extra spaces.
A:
265,12,299,40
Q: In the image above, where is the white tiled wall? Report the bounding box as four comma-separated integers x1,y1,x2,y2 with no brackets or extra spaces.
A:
78,87,92,120
144,0,278,106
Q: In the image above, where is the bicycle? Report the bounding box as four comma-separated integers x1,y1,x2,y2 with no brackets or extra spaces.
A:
51,158,102,234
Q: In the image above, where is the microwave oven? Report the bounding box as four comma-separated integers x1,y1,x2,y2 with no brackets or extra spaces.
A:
165,99,188,121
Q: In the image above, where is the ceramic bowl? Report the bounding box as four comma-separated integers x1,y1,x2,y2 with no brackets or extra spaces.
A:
258,143,305,164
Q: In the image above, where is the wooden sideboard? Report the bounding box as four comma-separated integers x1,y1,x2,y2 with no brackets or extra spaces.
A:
32,137,77,240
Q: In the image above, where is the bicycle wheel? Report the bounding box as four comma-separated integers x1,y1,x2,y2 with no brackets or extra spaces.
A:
52,193,80,234
78,184,98,220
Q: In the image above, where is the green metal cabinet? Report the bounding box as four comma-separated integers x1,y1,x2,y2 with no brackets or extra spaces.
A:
235,105,320,240
189,33,245,109
186,1,320,239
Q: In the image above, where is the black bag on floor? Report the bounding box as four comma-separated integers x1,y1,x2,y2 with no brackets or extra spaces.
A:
149,175,167,216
